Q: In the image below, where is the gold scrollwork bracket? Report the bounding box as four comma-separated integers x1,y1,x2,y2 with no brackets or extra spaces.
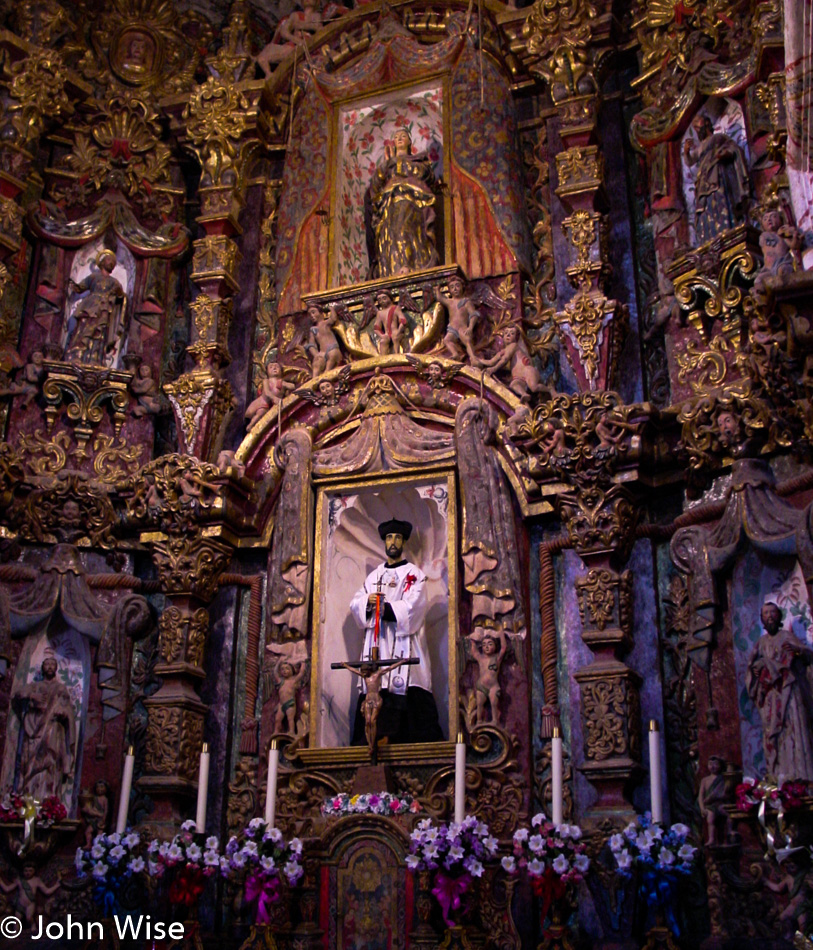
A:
40,363,132,459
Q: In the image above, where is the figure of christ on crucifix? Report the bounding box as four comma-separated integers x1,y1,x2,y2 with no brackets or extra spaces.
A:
334,658,416,763
345,518,444,746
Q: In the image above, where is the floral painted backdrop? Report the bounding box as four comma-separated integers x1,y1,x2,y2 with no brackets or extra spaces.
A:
333,84,444,287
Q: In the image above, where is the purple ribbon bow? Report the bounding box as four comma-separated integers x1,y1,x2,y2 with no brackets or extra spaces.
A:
431,871,472,928
245,871,281,925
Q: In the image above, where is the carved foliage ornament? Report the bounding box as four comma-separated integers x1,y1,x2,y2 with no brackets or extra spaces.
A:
76,0,214,94
145,706,204,780
42,367,130,457
52,95,173,208
3,48,72,147
12,473,117,547
676,382,804,490
512,391,643,487
158,605,209,667
555,145,604,194
554,290,625,388
523,0,599,56
579,674,642,762
558,484,638,558
121,453,222,534
151,534,231,602
192,235,241,282
164,371,234,458
184,77,251,186
575,568,633,634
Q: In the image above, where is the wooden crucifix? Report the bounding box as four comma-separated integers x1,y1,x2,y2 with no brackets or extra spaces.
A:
330,656,419,764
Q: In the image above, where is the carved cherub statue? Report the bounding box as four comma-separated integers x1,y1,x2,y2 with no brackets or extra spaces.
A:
754,209,801,300
0,863,62,928
130,363,162,417
475,326,550,402
644,274,680,341
595,410,636,452
79,779,111,848
435,276,480,362
245,362,296,432
217,449,246,479
697,755,733,846
765,855,813,939
274,658,309,735
369,290,409,356
255,0,347,76
178,470,221,506
468,628,507,725
0,350,44,409
305,304,343,378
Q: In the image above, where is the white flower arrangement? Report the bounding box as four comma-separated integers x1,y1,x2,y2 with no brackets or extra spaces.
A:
406,815,498,877
506,813,589,887
222,817,304,887
75,830,145,881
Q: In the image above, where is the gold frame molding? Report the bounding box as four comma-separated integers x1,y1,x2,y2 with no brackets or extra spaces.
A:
309,468,459,755
326,71,454,289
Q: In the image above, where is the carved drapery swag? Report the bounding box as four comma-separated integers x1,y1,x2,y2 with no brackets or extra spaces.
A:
311,374,454,477
670,460,813,670
455,400,527,637
269,430,313,641
0,544,152,717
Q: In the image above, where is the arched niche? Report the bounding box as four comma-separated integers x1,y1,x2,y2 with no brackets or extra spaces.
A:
236,358,538,759
257,3,532,318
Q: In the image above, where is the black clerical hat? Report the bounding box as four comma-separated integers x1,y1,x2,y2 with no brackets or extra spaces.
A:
378,518,413,541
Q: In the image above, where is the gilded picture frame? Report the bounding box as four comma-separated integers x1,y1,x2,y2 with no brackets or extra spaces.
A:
309,469,458,754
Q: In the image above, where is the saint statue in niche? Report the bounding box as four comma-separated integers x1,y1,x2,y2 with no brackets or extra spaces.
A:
365,129,439,279
746,598,813,781
10,653,76,801
63,249,126,367
683,114,751,243
348,518,443,745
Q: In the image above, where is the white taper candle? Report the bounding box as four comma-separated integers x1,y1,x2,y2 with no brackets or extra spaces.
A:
551,726,563,826
454,733,466,824
195,743,210,833
649,720,663,823
115,746,135,835
265,740,279,827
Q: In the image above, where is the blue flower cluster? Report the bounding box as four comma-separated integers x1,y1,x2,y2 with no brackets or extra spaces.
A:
609,813,696,875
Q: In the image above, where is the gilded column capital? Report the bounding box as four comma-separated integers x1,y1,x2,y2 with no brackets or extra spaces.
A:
191,234,242,291
151,534,232,602
183,75,252,189
558,483,639,562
